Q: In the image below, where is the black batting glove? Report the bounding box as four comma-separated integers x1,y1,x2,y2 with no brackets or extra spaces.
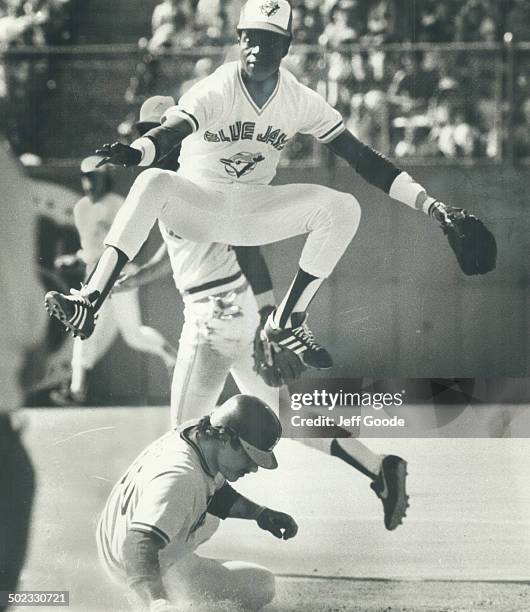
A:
95,142,142,167
256,507,298,540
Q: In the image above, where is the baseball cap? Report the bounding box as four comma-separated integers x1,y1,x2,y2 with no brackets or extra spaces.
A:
80,155,107,174
135,95,175,133
210,395,282,469
237,0,293,38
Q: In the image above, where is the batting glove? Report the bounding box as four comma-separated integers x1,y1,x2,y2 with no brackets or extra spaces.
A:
256,507,298,540
95,142,142,167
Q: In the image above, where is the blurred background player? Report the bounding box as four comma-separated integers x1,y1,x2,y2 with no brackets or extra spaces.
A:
113,95,408,531
0,133,46,610
50,155,177,406
97,395,297,611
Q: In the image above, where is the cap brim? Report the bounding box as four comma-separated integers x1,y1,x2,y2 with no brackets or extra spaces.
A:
240,439,278,470
237,21,291,37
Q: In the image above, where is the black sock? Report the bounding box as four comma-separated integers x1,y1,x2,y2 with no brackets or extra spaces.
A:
330,439,378,480
273,268,323,328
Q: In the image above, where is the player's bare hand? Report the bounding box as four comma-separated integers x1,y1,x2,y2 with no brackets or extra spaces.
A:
256,507,298,540
94,142,142,167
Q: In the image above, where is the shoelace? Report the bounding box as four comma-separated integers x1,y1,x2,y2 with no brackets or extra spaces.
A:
292,322,322,351
70,285,93,306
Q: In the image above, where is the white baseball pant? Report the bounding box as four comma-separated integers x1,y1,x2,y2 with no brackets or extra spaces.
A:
105,170,361,280
170,285,279,426
71,288,173,369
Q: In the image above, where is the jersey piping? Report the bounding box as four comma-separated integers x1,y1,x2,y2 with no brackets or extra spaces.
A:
236,64,281,116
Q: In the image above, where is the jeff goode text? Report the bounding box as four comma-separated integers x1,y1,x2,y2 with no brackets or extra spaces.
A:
291,415,406,428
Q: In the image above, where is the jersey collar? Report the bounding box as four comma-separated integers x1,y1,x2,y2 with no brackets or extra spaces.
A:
237,64,281,116
179,421,216,478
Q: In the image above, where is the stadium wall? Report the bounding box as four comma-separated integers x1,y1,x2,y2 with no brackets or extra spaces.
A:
31,163,529,404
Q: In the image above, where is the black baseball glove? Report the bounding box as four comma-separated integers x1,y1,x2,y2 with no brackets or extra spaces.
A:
253,306,306,387
94,142,142,167
430,202,497,275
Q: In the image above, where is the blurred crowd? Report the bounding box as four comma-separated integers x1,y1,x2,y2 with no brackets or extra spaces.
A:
0,0,75,47
1,0,529,160
143,0,530,51
121,0,528,160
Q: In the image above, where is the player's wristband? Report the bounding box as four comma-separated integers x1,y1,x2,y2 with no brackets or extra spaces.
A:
131,137,157,167
389,172,433,213
252,505,267,521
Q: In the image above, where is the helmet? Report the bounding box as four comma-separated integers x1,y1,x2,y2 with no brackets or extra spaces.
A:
80,155,108,175
210,395,282,469
237,0,293,39
135,95,175,135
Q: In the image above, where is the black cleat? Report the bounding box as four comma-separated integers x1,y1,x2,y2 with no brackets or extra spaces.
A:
263,312,333,370
371,455,409,530
45,289,98,340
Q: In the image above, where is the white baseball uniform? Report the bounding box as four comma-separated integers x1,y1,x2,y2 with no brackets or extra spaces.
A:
71,192,175,371
105,61,361,280
163,230,280,424
96,426,225,582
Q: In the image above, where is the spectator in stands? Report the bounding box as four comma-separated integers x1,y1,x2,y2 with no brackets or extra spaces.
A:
416,0,455,43
455,0,499,43
432,102,479,158
196,0,233,45
505,0,530,41
513,96,530,159
387,51,438,118
150,0,197,49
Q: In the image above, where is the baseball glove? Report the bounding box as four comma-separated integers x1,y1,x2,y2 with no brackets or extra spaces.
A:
430,202,497,275
253,306,306,387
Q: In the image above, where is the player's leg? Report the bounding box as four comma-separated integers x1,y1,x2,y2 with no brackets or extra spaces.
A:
44,169,202,338
170,299,236,426
227,183,361,369
50,300,118,406
111,289,177,370
164,553,275,611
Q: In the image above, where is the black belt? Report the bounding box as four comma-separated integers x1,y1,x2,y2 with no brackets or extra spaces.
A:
184,270,243,296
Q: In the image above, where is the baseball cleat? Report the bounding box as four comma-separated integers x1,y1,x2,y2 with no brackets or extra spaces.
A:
263,312,333,370
370,455,409,530
45,289,98,340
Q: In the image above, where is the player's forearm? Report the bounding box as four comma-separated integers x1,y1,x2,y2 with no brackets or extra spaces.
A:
122,530,168,604
327,131,437,213
207,482,263,521
131,120,192,167
233,246,274,298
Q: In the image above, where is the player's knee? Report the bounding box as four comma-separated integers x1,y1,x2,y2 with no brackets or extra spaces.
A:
224,562,275,610
333,193,361,234
249,569,275,610
132,167,174,198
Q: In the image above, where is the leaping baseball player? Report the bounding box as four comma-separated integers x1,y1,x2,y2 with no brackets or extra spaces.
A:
44,0,495,525
113,94,410,531
97,394,296,612
44,0,495,365
51,155,178,405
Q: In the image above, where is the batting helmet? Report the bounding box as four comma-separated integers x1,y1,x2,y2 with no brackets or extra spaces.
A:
80,155,108,175
210,395,282,469
135,95,175,135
